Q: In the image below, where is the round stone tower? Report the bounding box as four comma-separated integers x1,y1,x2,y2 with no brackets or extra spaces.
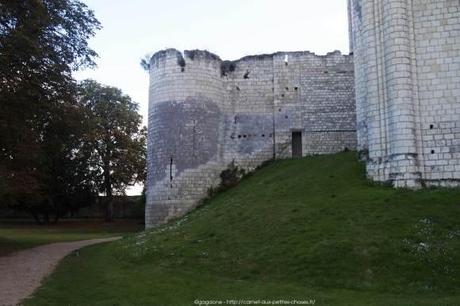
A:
146,49,226,227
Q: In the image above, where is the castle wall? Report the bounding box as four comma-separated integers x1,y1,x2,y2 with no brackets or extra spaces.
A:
221,55,276,169
272,52,356,156
349,0,460,187
413,1,460,186
146,49,356,228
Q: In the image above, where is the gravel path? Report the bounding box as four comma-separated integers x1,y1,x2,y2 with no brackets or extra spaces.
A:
0,237,120,306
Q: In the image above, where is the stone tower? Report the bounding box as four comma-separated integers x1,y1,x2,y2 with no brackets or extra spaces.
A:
146,49,356,228
146,50,226,227
349,0,460,187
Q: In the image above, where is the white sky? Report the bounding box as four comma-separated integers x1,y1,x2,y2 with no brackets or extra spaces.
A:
73,0,351,194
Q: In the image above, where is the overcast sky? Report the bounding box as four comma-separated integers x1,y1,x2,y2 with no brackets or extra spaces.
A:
74,0,351,194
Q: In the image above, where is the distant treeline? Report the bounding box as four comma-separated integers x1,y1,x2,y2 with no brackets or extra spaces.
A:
0,196,145,220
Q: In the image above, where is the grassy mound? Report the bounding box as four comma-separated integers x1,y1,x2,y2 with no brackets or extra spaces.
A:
27,152,460,305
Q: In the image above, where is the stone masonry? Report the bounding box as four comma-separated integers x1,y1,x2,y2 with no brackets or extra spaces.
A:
349,0,460,188
146,49,356,227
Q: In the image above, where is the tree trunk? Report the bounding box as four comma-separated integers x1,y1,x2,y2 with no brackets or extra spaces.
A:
104,162,113,222
31,210,42,225
103,138,114,222
52,208,60,224
43,211,50,224
105,194,113,222
49,197,60,224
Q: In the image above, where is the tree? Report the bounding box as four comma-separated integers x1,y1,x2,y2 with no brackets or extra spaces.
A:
78,80,146,222
37,101,97,223
0,0,100,220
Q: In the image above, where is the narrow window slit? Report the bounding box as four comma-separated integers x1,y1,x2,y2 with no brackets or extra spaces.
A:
170,157,173,181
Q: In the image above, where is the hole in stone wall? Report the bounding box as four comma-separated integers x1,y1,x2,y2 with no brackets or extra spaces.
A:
238,135,241,138
243,135,247,138
430,124,434,129
262,134,265,137
243,70,250,79
281,94,285,97
285,115,288,119
431,150,435,154
285,87,289,91
278,108,282,112
294,87,298,91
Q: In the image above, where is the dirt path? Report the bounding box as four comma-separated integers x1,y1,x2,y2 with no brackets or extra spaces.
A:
0,237,120,306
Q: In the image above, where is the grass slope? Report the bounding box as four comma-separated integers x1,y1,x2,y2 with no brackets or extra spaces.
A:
27,152,460,305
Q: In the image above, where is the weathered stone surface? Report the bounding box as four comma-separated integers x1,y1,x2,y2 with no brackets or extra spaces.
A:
349,0,460,188
146,48,356,228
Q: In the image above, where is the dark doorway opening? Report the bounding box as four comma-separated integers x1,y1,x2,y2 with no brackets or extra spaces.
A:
292,131,302,158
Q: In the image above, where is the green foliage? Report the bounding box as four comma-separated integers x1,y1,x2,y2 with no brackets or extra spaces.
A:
77,80,146,221
219,161,245,189
205,162,246,200
140,54,151,71
27,152,460,305
0,0,100,221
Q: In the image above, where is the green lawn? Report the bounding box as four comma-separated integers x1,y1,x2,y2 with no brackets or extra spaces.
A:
0,219,143,256
26,152,460,305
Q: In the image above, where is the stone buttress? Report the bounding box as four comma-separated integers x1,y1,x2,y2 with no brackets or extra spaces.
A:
349,0,460,187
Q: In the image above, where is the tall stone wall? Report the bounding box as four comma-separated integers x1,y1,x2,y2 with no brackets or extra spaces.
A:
146,49,356,228
349,0,460,188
